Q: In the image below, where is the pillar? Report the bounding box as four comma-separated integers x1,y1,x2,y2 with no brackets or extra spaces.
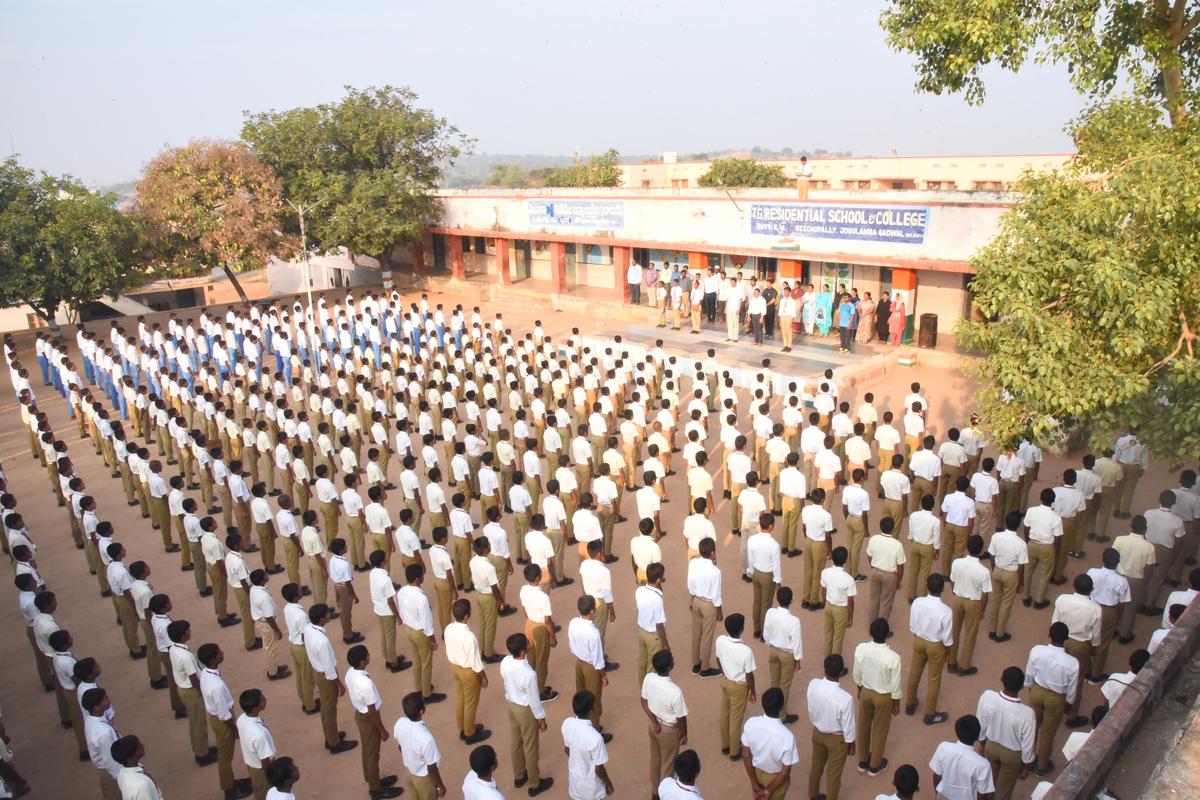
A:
448,235,465,280
688,251,707,276
778,259,803,281
613,246,631,302
495,238,512,285
411,240,426,275
892,267,918,344
549,241,567,294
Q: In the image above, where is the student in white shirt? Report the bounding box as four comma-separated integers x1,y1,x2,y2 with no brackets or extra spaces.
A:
393,692,448,799
500,632,553,796
561,690,614,800
929,715,995,800
739,687,799,800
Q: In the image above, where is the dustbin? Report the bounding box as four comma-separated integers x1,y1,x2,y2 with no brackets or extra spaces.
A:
918,313,938,348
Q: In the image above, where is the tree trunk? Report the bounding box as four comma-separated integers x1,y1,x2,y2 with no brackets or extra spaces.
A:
222,263,250,303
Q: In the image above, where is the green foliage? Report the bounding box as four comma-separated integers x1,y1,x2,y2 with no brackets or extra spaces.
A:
540,149,622,187
697,158,791,188
241,86,471,263
880,1,1200,121
135,140,286,280
483,163,531,188
957,98,1200,459
0,157,140,322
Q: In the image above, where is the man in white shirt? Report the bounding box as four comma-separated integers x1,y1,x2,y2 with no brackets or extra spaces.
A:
562,690,614,800
687,538,723,677
112,735,165,800
444,598,491,744
398,563,443,704
501,632,553,795
747,513,782,637
853,618,903,777
905,574,954,725
304,604,359,754
234,689,277,798
393,692,448,799
807,654,857,800
636,563,671,682
715,613,757,760
947,536,992,676
657,749,704,800
763,586,803,724
988,512,1029,643
969,463,1001,539
976,667,1036,800
1087,548,1133,679
928,715,995,800
1025,622,1079,774
568,596,609,730
739,688,799,800
940,475,976,574
820,546,856,656
1023,489,1064,608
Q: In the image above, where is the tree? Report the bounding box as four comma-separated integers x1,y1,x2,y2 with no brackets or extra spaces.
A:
0,158,140,323
241,85,470,268
483,163,530,188
540,149,622,187
135,140,285,301
697,158,791,188
880,0,1200,125
958,98,1200,458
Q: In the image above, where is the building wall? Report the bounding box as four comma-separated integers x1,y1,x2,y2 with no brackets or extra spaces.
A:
913,269,969,329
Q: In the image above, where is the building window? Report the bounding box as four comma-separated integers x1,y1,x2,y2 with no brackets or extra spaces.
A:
641,180,652,189
670,178,688,188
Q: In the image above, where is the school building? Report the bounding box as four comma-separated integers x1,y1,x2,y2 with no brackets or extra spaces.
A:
406,182,1024,332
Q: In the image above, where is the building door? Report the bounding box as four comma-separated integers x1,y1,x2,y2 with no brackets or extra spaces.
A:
514,240,531,279
565,244,577,286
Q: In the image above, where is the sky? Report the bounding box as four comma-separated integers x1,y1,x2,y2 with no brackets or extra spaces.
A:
0,0,1087,186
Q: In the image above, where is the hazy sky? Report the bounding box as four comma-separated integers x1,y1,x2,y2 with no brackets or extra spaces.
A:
1,0,1086,186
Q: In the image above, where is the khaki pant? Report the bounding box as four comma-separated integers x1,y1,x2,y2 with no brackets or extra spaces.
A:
1094,602,1120,676
976,499,997,538
809,728,850,800
575,660,604,726
907,542,935,600
781,496,801,551
177,685,211,758
207,562,229,619
189,541,208,593
1025,542,1056,603
453,535,474,590
378,613,397,666
803,539,827,605
407,773,438,800
905,638,946,715
477,593,498,658
752,569,775,634
434,577,453,631
254,522,277,571
868,568,899,621
985,739,1023,800
406,626,434,697
754,767,789,800
114,594,142,655
941,523,968,574
345,516,365,568
824,602,848,656
1147,542,1178,609
255,620,282,675
638,627,663,684
98,772,121,800
857,687,894,770
719,676,749,751
334,581,355,639
1053,517,1078,579
648,720,682,785
508,701,541,784
249,765,267,800
768,646,797,716
998,480,1021,525
691,597,718,670
989,567,1019,637
1029,684,1065,771
949,595,981,669
139,622,162,684
209,714,236,792
281,536,301,586
1118,463,1142,514
354,710,383,790
453,664,482,737
232,587,257,648
1063,638,1092,716
846,517,866,576
314,671,340,747
1118,574,1147,638
290,642,316,711
780,315,795,348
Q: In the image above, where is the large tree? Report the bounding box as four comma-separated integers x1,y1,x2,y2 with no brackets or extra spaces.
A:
960,100,1200,458
697,157,791,188
880,0,1200,125
241,85,470,268
0,158,140,323
135,140,286,300
539,149,623,187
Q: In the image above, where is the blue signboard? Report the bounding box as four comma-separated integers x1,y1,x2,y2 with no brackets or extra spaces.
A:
749,203,929,245
528,200,624,230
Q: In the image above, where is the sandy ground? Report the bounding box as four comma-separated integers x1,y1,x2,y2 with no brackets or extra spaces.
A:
0,288,1183,800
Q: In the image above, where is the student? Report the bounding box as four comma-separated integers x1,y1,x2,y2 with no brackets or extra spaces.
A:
746,512,782,637
500,633,554,796
235,689,277,800
1051,574,1101,726
561,690,614,800
715,613,757,762
462,745,503,800
264,757,300,800
687,537,723,677
112,735,165,800
392,692,448,800
820,546,856,656
1024,622,1080,775
763,586,802,723
739,687,798,800
641,650,689,791
568,596,609,730
853,618,902,777
807,654,856,800
248,569,290,682
518,563,557,698
82,688,121,800
397,563,443,704
865,516,905,622
928,714,995,800
444,599,491,744
987,512,1028,642
344,645,403,799
303,603,359,755
657,749,704,800
198,643,255,800
166,620,217,766
874,763,920,800
947,535,991,676
976,667,1035,800
636,563,670,682
905,574,954,725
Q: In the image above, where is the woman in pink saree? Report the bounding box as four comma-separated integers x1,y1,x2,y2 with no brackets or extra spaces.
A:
888,299,906,345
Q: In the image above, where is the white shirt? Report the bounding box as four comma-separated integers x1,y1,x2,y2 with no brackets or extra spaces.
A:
303,623,338,679
463,771,505,800
500,656,545,718
714,635,756,683
976,689,1036,764
444,621,484,672
658,777,705,800
686,557,723,606
741,714,799,773
369,567,397,616
561,716,610,800
930,740,995,800
763,607,803,660
568,617,605,671
118,765,164,800
85,715,121,777
635,585,666,633
746,532,782,582
344,666,383,714
236,714,276,769
910,595,954,645
393,717,441,778
641,672,688,725
806,677,856,739
397,585,434,635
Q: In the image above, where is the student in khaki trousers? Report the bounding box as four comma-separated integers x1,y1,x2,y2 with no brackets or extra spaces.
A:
344,646,403,798
807,654,856,800
280,583,317,714
500,632,553,795
852,619,903,776
688,538,723,676
763,587,803,723
446,600,490,743
947,536,991,675
1026,622,1079,774
715,614,757,758
197,643,254,800
987,512,1028,642
905,574,953,725
640,650,689,787
398,563,443,703
392,693,449,800
166,620,217,766
865,517,905,622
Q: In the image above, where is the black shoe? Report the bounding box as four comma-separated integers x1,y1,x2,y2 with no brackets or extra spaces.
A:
150,677,169,690
268,565,285,575
698,668,721,678
424,692,448,704
867,758,890,777
326,739,359,754
199,588,213,597
1117,634,1135,645
1022,597,1033,607
224,785,254,799
267,666,292,681
692,663,701,674
181,564,195,572
539,689,559,703
741,574,752,583
343,633,365,644
195,748,219,766
1065,715,1090,729
604,661,620,672
388,658,413,673
1033,600,1050,610
801,601,812,610
1035,761,1056,777
603,554,619,564
482,654,504,664
301,586,312,596
514,774,529,789
304,700,322,715
131,646,148,660
218,614,240,628
956,667,978,677
174,708,188,719
165,545,181,553
783,714,799,725
369,789,403,799
923,712,949,725
1048,577,1067,586
464,728,492,745
243,544,260,553
247,637,263,651
601,731,613,743
528,778,554,797
499,606,518,617
553,578,575,588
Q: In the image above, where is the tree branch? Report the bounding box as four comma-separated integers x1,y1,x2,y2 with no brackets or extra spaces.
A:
1180,10,1200,40
1147,311,1197,374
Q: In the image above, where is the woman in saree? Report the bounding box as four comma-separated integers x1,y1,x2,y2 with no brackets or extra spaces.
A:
856,292,877,343
815,284,834,335
888,296,906,345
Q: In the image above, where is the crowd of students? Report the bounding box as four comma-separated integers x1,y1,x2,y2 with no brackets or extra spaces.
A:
3,287,1196,800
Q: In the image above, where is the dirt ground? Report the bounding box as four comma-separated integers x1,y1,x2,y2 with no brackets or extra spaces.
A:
0,288,1183,800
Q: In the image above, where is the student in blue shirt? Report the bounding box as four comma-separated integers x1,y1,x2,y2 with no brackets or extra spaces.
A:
836,295,857,353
